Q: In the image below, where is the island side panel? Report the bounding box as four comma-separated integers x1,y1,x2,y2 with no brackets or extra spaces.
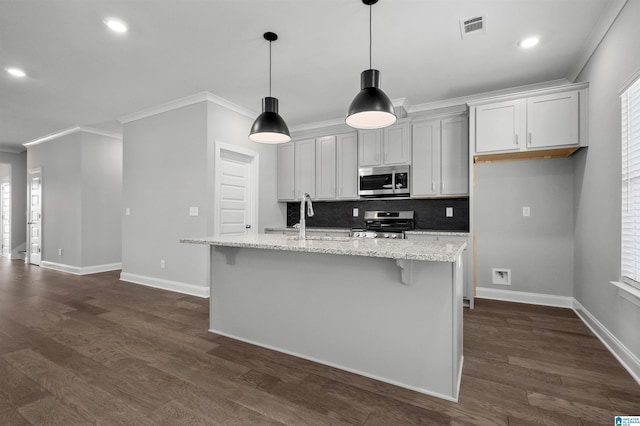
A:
210,246,460,400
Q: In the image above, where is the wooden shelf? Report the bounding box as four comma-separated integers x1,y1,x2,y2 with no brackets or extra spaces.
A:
474,147,580,164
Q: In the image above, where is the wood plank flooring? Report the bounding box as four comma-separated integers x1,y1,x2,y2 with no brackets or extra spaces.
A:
0,258,638,425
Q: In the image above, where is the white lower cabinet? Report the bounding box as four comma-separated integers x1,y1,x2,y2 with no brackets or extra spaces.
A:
405,233,473,308
412,115,469,197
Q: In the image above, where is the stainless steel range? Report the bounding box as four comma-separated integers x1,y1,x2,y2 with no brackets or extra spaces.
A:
350,211,414,239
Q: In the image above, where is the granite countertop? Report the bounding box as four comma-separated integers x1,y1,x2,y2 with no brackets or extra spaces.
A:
406,230,470,237
181,234,466,262
265,227,470,237
263,227,351,233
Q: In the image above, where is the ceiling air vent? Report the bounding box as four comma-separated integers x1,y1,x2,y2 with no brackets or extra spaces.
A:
460,15,486,39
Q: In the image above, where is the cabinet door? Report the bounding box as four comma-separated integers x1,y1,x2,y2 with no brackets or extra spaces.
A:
411,120,441,197
383,122,411,165
315,136,337,200
358,129,381,166
441,116,469,195
277,142,295,201
475,100,524,153
295,139,316,199
336,132,358,199
527,91,580,149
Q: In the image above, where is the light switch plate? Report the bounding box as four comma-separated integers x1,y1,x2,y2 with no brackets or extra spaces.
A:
352,208,359,217
446,207,454,217
125,207,130,216
189,207,199,217
523,206,530,217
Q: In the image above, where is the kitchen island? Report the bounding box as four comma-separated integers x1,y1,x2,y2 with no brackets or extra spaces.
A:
181,234,466,401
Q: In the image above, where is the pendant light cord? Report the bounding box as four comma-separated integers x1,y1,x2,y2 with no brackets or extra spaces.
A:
269,40,272,97
369,3,372,69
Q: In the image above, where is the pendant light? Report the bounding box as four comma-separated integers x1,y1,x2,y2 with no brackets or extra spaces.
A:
249,32,291,144
346,0,396,130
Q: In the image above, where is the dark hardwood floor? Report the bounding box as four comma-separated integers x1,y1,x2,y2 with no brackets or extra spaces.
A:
0,258,638,425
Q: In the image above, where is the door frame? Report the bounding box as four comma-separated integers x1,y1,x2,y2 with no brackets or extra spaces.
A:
0,179,10,258
27,168,42,265
212,141,259,237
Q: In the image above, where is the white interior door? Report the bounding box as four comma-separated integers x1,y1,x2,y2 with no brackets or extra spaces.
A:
28,170,42,265
214,143,259,237
1,181,10,257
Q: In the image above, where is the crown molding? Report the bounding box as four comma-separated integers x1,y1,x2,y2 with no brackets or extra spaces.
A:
566,0,628,82
119,91,257,124
23,125,122,148
0,145,26,154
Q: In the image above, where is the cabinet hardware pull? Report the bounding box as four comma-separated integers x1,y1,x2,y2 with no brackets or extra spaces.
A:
528,132,532,146
515,134,519,145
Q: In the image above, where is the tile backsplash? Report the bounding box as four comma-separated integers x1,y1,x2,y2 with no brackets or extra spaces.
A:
286,197,469,231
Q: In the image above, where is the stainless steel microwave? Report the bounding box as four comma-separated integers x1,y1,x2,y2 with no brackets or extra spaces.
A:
358,165,410,197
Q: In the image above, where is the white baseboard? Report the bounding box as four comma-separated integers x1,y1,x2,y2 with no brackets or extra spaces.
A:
573,299,640,384
477,286,640,385
476,286,575,308
41,261,122,275
119,272,209,298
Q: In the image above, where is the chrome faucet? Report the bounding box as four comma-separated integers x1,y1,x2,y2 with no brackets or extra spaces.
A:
299,193,314,240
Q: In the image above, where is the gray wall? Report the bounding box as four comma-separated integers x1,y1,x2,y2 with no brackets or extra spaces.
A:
27,131,122,268
122,102,209,288
81,133,123,266
475,158,575,296
0,152,27,258
121,100,285,295
574,0,640,358
27,133,83,266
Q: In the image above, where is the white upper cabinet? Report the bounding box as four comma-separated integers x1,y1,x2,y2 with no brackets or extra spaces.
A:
358,129,382,166
472,85,587,155
526,91,579,149
336,133,358,199
383,122,411,165
441,116,469,195
294,138,316,199
358,121,411,167
475,100,524,153
412,115,468,197
411,120,441,197
315,136,337,200
278,132,358,202
277,142,295,201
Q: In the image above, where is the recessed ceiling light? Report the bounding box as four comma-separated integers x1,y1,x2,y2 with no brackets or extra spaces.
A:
519,37,539,48
6,67,26,77
104,17,128,33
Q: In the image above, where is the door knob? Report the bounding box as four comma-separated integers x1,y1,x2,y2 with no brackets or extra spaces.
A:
245,224,251,229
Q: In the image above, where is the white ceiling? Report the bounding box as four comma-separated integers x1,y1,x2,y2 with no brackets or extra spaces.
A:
0,0,618,151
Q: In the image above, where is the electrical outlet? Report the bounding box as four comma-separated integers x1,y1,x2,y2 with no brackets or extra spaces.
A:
446,207,454,217
125,207,130,216
58,248,62,256
523,206,531,217
160,259,165,269
352,208,359,217
189,207,199,217
492,268,511,285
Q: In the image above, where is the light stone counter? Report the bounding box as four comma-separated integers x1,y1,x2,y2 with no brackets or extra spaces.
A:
405,230,470,237
181,233,465,263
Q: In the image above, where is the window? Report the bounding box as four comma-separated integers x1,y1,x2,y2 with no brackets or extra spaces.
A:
621,76,640,289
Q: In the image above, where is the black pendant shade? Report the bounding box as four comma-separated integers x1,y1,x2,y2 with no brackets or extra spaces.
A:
346,0,396,129
346,69,396,129
249,96,291,144
249,32,291,144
